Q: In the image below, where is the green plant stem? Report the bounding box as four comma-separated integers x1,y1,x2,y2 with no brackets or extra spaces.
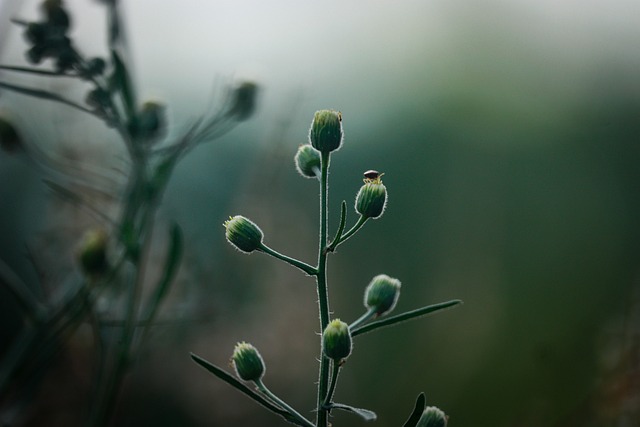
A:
349,308,377,331
255,379,315,427
258,244,318,276
322,361,341,408
333,215,368,248
315,151,332,427
326,201,347,252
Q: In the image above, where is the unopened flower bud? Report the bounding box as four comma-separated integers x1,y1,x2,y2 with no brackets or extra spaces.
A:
231,342,265,382
355,180,387,219
364,274,401,316
42,0,71,32
129,101,166,142
228,81,259,121
224,215,264,253
322,319,352,362
294,144,321,179
309,110,343,153
416,406,448,427
77,228,109,277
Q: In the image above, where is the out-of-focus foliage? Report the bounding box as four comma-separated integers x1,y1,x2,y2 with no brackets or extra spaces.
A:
1,0,639,426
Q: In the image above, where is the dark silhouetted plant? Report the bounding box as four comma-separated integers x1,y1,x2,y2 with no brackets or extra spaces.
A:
0,1,257,426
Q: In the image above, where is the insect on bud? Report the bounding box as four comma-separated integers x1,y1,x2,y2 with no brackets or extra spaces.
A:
322,319,352,362
309,110,343,153
224,215,264,254
355,171,387,219
231,342,266,382
77,228,109,278
294,144,321,179
416,406,448,427
364,274,401,317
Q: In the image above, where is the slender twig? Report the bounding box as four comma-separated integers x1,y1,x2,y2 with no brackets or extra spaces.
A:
322,361,341,408
255,379,315,427
326,201,347,253
332,215,368,248
258,244,317,276
315,151,332,427
348,307,376,331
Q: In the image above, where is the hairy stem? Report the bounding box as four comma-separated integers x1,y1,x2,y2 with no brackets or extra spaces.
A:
315,151,331,427
255,380,315,427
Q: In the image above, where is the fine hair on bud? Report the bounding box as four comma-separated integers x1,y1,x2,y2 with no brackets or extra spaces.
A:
355,180,387,219
309,109,343,153
417,406,448,427
364,274,401,316
231,342,266,382
224,215,264,253
294,144,321,179
322,319,352,362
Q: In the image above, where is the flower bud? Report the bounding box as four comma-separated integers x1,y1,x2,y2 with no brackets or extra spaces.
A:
77,228,109,277
355,181,387,219
231,342,266,382
228,81,259,121
364,274,401,316
294,144,321,179
128,101,167,142
322,319,352,361
309,110,343,153
416,406,448,427
224,215,264,253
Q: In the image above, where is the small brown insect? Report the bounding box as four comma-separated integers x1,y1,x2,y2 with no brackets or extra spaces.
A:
364,170,381,180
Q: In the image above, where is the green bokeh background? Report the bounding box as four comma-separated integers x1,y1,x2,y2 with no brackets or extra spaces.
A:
1,1,639,426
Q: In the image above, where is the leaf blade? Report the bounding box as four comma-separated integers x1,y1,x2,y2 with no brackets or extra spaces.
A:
402,392,427,427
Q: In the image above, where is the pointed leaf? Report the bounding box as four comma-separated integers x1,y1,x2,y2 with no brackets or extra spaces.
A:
0,81,94,114
328,403,377,422
351,300,463,337
141,223,183,325
402,393,427,427
190,353,304,426
109,49,136,119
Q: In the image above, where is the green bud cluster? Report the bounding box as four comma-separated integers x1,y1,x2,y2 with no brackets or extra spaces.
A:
322,319,352,362
224,215,264,253
77,228,109,277
355,180,387,219
416,406,448,427
294,144,321,179
365,274,401,316
231,342,266,382
309,110,343,153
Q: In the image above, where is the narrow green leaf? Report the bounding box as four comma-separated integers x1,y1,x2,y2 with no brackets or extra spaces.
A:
109,50,136,119
190,353,304,426
327,200,347,252
402,393,426,427
351,300,462,337
328,403,377,421
106,0,122,46
141,223,183,326
0,81,94,115
0,65,73,76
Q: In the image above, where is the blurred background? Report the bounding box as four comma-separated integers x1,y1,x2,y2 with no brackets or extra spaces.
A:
1,0,639,426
